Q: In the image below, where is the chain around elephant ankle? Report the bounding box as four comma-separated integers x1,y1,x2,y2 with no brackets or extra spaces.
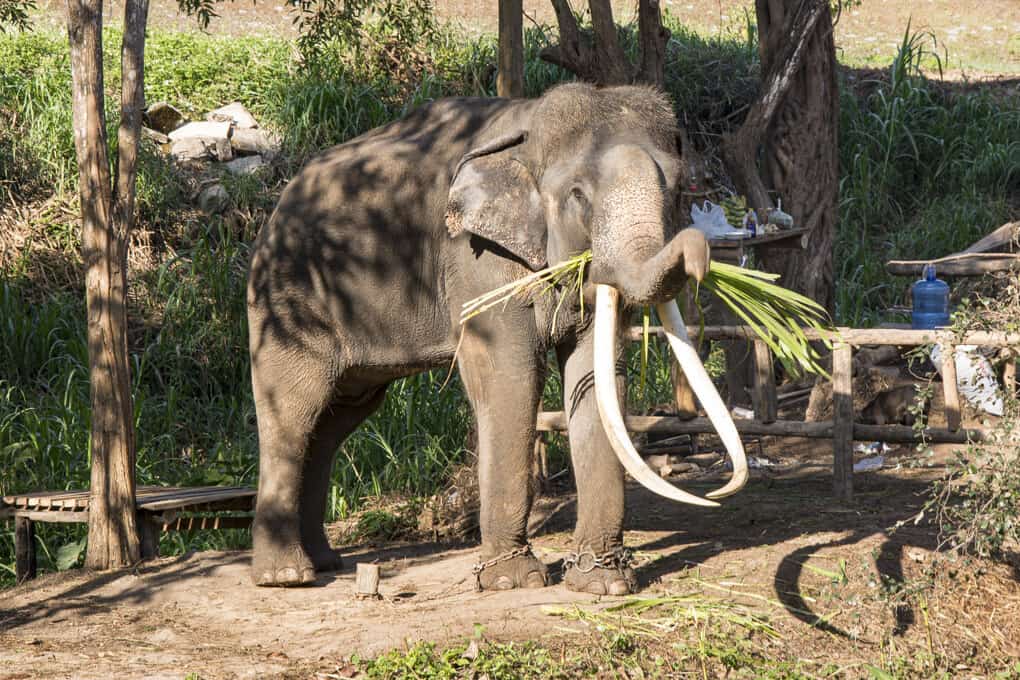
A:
472,545,535,589
562,547,633,574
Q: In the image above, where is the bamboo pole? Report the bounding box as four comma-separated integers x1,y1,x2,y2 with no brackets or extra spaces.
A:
752,339,778,423
941,341,962,432
625,326,1020,347
831,342,854,502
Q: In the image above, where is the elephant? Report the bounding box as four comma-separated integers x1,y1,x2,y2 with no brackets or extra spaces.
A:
246,82,749,594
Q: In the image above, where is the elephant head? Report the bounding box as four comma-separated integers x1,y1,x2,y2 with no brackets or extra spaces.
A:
445,83,748,506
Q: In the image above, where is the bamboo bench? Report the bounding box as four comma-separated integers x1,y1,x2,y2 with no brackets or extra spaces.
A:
0,485,255,584
537,325,1020,503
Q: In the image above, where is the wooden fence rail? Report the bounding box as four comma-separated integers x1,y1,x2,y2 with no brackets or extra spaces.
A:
538,325,1017,501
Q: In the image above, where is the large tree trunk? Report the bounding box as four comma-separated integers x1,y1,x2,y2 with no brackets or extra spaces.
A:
497,0,524,97
754,0,839,309
541,0,669,87
67,0,148,571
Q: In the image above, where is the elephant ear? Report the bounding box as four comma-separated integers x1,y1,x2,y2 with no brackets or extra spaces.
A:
445,132,548,271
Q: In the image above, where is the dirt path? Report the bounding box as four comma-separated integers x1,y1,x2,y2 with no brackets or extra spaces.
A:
29,0,1020,76
4,442,1020,678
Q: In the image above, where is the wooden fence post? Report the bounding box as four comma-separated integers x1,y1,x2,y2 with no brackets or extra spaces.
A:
832,341,853,502
941,341,961,432
497,0,524,98
751,339,778,424
15,517,37,584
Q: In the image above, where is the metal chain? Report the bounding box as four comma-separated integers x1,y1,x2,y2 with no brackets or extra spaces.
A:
472,545,535,590
562,547,633,574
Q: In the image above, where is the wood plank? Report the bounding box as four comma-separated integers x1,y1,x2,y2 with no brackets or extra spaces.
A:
133,486,250,507
941,342,962,432
138,488,255,512
13,510,90,523
752,339,778,424
15,517,36,584
832,342,854,502
962,221,1020,254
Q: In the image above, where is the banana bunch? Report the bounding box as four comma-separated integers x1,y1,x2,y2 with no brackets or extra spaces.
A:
719,194,748,228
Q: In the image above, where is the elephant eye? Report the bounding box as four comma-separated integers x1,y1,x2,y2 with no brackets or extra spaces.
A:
570,186,589,207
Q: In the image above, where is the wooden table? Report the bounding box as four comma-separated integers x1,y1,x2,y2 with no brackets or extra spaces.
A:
0,485,255,584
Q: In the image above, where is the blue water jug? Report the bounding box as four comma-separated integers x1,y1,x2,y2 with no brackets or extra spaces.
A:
911,264,950,329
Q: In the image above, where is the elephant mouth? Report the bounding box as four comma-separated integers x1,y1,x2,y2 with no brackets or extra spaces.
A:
592,284,749,507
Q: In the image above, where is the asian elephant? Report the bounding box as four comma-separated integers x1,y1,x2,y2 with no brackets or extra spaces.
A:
246,82,748,594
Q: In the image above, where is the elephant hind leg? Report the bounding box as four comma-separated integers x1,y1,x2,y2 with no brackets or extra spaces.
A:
301,386,389,572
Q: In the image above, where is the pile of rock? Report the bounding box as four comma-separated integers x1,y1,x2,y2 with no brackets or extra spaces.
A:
142,101,281,176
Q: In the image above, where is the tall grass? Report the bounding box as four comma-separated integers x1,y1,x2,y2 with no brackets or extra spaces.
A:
2,17,1017,585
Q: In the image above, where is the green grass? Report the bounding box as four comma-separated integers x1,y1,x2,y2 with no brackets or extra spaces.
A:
1,14,1018,588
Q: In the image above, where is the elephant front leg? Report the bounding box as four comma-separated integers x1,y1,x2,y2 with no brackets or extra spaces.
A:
558,334,637,595
457,327,548,591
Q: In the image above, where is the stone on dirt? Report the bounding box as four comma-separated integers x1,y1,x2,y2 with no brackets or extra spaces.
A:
141,126,169,145
197,184,230,214
170,137,213,162
230,127,281,157
169,121,233,161
223,154,267,176
207,102,259,129
143,101,186,134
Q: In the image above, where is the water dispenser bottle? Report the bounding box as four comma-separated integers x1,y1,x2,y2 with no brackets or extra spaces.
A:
911,264,950,330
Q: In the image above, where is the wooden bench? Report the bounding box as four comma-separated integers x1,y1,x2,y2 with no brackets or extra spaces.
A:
0,485,255,584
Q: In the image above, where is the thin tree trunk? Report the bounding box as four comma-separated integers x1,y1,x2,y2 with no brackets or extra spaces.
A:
497,0,524,97
755,0,839,309
636,0,669,87
67,0,142,570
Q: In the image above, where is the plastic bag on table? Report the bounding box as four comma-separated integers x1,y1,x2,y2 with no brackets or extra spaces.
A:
689,200,733,239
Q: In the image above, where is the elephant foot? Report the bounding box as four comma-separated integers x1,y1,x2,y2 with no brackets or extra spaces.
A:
251,545,317,587
309,546,343,572
563,549,637,596
473,545,548,591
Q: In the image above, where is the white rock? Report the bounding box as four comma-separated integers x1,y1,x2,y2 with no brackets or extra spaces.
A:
144,101,186,134
230,127,281,157
168,121,232,161
170,137,213,162
198,184,230,214
223,154,266,175
168,120,230,142
207,102,259,129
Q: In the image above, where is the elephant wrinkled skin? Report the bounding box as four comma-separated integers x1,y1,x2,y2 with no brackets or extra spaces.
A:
247,83,723,593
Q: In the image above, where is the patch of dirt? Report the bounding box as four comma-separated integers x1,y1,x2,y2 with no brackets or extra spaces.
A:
29,0,1020,77
4,440,1020,678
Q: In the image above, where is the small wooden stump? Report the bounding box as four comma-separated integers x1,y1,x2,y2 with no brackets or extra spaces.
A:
355,563,381,600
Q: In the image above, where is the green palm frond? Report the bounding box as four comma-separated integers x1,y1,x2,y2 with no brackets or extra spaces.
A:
460,251,834,378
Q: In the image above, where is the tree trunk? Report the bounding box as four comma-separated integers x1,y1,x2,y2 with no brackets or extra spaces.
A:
497,0,524,97
67,0,144,571
542,0,669,87
754,0,839,309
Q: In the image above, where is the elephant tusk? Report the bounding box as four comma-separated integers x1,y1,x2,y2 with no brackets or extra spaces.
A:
655,299,749,499
593,285,719,508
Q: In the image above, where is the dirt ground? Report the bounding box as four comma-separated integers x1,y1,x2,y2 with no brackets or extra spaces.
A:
4,439,1020,679
28,0,1020,76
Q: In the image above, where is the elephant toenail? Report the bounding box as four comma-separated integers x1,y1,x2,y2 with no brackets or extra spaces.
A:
493,576,514,590
525,571,546,588
277,567,299,583
608,580,630,596
584,581,608,595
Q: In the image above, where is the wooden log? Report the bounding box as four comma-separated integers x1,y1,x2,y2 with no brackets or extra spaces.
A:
885,253,1020,277
536,411,983,444
752,339,778,423
626,326,1020,347
831,342,854,502
15,517,37,584
962,221,1020,254
941,342,962,432
355,563,381,599
1004,357,1017,397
